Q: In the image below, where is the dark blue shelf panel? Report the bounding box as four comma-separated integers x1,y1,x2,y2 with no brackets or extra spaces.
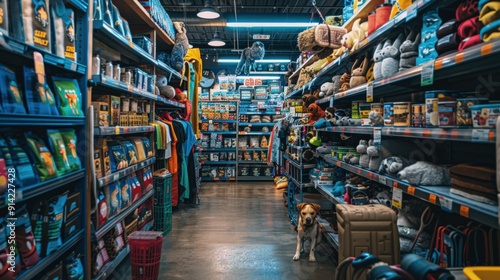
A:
239,111,282,115
68,0,88,12
97,157,156,188
239,122,275,127
201,177,235,182
94,126,156,136
157,61,183,81
238,132,271,136
95,189,154,240
0,114,86,126
93,245,130,280
17,229,84,279
238,176,273,181
200,161,236,165
200,131,237,135
238,161,267,164
238,148,268,151
0,35,86,74
0,169,85,209
200,120,238,123
197,147,236,152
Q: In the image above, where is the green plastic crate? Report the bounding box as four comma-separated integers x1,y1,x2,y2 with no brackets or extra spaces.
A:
153,203,172,236
154,173,172,206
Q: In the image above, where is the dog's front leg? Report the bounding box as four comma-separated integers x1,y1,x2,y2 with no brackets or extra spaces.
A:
293,235,302,261
309,235,317,262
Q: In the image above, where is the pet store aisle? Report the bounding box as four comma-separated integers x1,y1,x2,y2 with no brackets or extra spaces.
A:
158,182,336,280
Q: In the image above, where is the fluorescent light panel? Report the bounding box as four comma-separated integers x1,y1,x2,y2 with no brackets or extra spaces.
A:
218,59,291,63
227,22,319,27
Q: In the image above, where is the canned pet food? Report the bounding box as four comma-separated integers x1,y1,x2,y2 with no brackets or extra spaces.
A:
393,102,411,126
456,98,489,126
359,103,371,126
351,100,364,119
438,101,457,127
470,103,500,128
384,103,394,126
412,104,425,127
425,98,439,127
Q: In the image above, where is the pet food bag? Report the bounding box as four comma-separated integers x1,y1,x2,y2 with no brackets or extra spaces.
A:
96,190,108,228
26,132,60,181
60,129,82,171
0,64,26,114
15,205,39,269
2,136,38,187
119,177,132,208
137,166,153,193
0,0,9,36
105,182,121,217
107,140,128,172
15,0,52,51
51,0,76,61
51,77,84,117
121,140,139,166
130,137,146,162
23,67,58,115
140,137,153,158
0,218,19,279
47,130,72,174
129,173,142,203
65,255,84,280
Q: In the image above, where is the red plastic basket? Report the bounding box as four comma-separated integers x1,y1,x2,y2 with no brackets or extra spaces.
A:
128,231,164,280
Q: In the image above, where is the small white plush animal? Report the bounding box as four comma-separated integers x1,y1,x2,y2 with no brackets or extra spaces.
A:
397,161,450,186
379,156,408,176
319,82,335,97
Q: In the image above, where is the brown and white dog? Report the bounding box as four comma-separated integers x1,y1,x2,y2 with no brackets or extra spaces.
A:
293,203,322,262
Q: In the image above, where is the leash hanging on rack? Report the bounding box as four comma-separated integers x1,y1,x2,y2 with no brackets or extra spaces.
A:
311,0,326,23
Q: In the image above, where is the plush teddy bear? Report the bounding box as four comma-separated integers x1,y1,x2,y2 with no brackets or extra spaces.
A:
369,110,384,126
366,140,383,171
397,161,451,186
378,156,409,176
319,82,335,97
356,140,369,168
308,103,326,124
381,33,405,79
302,94,318,111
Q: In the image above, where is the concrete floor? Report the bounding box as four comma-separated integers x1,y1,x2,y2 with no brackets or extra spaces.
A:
112,182,337,280
157,182,337,280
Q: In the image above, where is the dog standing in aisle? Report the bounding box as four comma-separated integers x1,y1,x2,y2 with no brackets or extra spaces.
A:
293,203,322,262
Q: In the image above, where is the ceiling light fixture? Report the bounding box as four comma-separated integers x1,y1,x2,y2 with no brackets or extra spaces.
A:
218,59,291,63
226,22,319,28
208,31,225,47
197,0,220,19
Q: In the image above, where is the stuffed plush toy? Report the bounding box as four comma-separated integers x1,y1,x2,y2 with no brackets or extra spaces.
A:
339,70,351,91
302,94,318,111
319,82,335,97
337,116,351,126
297,68,315,89
378,156,409,176
357,140,369,168
156,76,176,98
350,55,370,88
236,41,266,75
308,103,326,124
366,58,375,82
366,140,383,171
369,110,384,126
381,33,405,78
314,107,337,128
373,42,384,80
331,75,342,94
285,62,297,84
332,180,347,197
348,118,363,126
399,29,421,71
397,161,450,186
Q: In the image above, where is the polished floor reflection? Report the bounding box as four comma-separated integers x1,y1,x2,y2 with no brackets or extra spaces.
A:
157,182,337,280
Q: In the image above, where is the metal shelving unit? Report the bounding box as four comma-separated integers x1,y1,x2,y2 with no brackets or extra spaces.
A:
321,154,499,229
94,126,156,136
97,157,156,188
93,245,130,280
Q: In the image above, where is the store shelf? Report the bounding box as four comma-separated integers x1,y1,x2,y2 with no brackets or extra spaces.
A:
0,35,86,75
200,161,236,165
238,147,268,151
287,143,309,150
201,177,236,181
94,126,156,136
238,161,268,164
18,229,84,279
112,0,175,47
238,111,281,115
316,216,339,251
342,0,385,31
0,170,85,209
157,61,183,81
156,96,186,108
90,74,157,101
238,122,276,127
95,189,154,240
68,0,88,12
288,55,320,81
317,126,496,143
97,157,156,188
238,132,272,136
197,147,236,152
93,245,130,280
321,154,499,229
315,183,346,205
201,131,237,135
283,155,316,169
316,96,332,105
0,114,85,127
201,120,238,123
283,170,314,188
238,176,273,181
